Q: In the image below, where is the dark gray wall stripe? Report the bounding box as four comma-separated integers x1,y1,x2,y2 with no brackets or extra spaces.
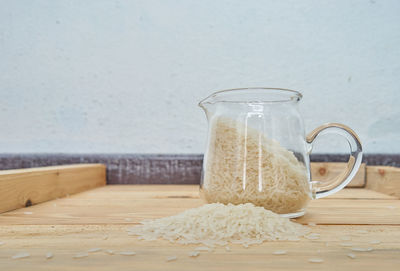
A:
0,154,399,185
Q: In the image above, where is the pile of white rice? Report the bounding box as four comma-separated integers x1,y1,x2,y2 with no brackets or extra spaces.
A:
128,203,310,247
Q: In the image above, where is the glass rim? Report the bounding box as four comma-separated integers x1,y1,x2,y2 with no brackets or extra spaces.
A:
199,87,303,105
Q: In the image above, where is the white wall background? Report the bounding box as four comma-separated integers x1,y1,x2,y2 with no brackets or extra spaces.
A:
0,0,399,154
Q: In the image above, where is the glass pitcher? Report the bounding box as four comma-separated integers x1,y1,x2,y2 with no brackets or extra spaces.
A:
198,88,362,218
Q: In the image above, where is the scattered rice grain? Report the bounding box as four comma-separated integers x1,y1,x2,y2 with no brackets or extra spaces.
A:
308,258,324,263
73,252,89,259
273,250,287,255
105,249,114,255
23,211,33,215
0,241,5,246
225,246,231,252
305,233,320,240
46,252,54,259
166,256,177,262
369,240,381,245
307,222,317,226
188,251,200,257
195,246,212,252
347,253,356,259
103,235,109,240
88,248,102,253
124,218,132,222
12,252,30,259
350,247,373,252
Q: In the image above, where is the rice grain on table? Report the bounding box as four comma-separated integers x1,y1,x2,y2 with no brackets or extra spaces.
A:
273,250,287,255
73,252,89,259
369,240,381,245
188,251,200,257
195,246,212,252
351,247,373,252
166,256,177,262
46,252,54,259
12,252,30,259
88,248,102,253
347,253,356,259
305,233,320,240
308,258,324,263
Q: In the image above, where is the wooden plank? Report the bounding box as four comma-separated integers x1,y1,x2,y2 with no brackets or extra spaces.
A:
60,185,399,200
0,164,106,214
366,166,400,198
1,186,399,226
311,162,366,188
0,224,399,270
325,188,397,200
0,185,399,270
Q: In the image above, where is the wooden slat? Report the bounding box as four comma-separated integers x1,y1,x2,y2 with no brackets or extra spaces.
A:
1,186,399,226
326,187,397,199
53,184,400,200
0,185,399,270
0,164,106,214
311,162,366,188
0,224,399,271
366,166,400,198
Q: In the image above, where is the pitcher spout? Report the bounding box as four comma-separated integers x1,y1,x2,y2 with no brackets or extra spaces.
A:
198,92,219,117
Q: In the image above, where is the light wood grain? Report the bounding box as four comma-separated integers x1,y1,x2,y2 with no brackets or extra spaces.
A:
1,186,399,226
0,164,106,214
366,166,400,198
0,224,399,271
88,185,397,199
311,162,366,188
0,186,399,270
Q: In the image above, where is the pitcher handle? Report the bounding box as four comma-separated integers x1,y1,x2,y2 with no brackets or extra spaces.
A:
306,123,363,199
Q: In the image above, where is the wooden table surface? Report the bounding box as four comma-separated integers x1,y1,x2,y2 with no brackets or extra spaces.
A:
0,185,399,270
